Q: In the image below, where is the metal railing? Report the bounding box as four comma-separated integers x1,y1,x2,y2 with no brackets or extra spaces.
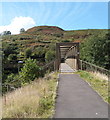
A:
41,59,56,73
79,59,110,77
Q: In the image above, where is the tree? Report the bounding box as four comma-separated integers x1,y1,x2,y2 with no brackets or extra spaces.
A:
19,58,40,84
80,33,110,69
2,31,11,35
3,43,18,57
20,28,25,34
45,50,55,62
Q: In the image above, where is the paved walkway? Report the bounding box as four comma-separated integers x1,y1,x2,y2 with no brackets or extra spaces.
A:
54,63,109,118
60,63,75,73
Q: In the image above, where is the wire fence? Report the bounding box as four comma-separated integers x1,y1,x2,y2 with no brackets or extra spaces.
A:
79,59,110,78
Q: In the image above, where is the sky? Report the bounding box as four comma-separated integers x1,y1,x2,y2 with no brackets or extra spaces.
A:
0,2,108,34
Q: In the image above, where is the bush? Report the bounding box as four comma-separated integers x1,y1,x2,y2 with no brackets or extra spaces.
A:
45,51,55,62
25,48,32,58
8,54,17,61
3,43,18,57
19,58,41,85
32,47,46,58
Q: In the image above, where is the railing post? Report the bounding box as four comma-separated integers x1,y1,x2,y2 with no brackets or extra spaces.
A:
76,43,80,71
54,60,56,71
80,60,82,70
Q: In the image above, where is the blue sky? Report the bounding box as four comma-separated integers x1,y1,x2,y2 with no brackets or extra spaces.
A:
0,2,108,34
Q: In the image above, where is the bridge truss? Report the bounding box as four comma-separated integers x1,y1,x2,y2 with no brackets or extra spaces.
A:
55,42,80,71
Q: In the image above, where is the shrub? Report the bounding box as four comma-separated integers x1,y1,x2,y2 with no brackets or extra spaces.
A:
45,51,55,62
32,47,46,58
25,48,32,58
3,43,18,57
8,54,17,61
19,58,41,85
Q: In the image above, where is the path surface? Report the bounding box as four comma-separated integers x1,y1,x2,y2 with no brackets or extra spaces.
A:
60,63,75,73
54,63,108,118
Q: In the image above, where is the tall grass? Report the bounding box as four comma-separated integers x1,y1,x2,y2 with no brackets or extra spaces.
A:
2,72,58,118
91,71,108,81
77,71,110,104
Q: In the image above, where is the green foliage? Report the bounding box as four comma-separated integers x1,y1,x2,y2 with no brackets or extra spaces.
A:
6,73,15,83
25,48,32,58
54,33,63,37
45,50,55,62
2,73,21,94
8,54,17,61
3,43,18,57
32,47,46,58
48,44,55,51
2,26,109,95
62,40,70,42
38,94,53,116
19,58,41,85
80,33,110,69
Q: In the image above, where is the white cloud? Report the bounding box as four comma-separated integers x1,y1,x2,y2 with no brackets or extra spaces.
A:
0,16,36,34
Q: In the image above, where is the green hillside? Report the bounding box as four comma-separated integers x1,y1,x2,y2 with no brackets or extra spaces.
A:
2,26,109,69
2,26,108,56
2,26,109,94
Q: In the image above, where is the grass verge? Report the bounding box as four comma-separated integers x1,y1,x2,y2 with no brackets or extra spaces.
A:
2,72,58,118
77,70,110,104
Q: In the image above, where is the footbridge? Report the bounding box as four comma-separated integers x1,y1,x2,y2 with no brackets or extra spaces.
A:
55,42,80,72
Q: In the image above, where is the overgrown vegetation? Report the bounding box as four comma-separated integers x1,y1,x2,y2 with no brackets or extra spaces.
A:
2,72,58,118
77,70,110,104
2,58,43,94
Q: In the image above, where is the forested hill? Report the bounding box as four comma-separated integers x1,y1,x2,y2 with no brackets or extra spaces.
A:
2,26,110,70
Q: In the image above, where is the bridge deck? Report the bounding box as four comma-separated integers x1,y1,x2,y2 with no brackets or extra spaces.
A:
60,63,75,73
54,64,108,118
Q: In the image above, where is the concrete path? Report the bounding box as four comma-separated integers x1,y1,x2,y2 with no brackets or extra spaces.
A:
60,63,75,73
54,64,109,118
